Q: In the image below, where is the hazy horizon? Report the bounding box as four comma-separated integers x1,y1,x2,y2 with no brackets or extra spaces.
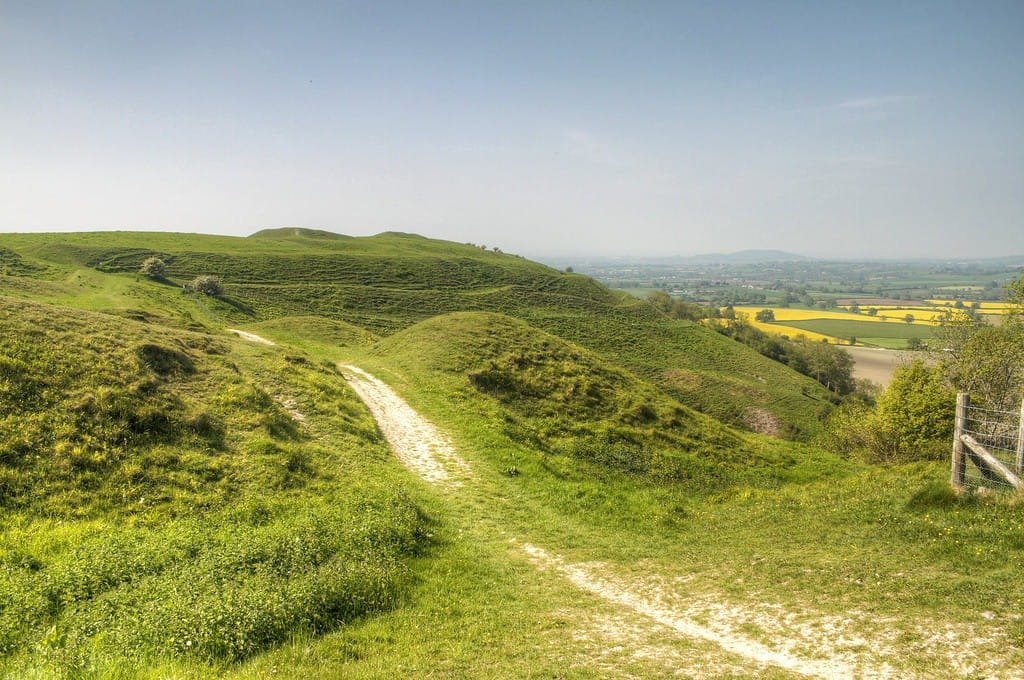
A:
2,2,1022,259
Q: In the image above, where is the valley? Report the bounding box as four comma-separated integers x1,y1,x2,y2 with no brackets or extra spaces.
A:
560,255,1023,350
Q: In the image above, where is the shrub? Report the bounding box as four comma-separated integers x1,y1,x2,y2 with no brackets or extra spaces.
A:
875,360,955,452
819,400,878,460
139,256,167,279
821,360,954,463
189,275,223,296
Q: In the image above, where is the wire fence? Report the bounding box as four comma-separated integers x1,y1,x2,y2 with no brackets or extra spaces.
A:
952,394,1024,492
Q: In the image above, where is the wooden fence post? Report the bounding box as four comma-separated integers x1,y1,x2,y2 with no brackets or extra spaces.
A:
1016,398,1024,475
951,392,968,491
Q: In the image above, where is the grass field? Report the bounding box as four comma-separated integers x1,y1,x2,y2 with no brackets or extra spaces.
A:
780,318,936,342
327,328,1024,678
0,296,428,675
612,287,662,299
2,230,1022,677
727,316,837,344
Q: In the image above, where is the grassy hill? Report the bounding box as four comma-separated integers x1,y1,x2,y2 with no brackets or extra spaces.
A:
1,229,1022,677
0,296,426,673
0,229,832,436
340,313,1024,679
370,312,841,491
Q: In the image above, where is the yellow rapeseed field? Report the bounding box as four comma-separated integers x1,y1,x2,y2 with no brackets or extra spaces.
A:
926,300,1014,312
840,305,933,311
732,306,940,326
709,317,838,344
747,319,837,344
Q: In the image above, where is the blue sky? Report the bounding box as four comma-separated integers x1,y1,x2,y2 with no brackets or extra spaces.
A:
1,1,1022,257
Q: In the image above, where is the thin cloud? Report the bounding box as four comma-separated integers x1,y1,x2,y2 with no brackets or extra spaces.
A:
835,95,918,110
781,95,919,116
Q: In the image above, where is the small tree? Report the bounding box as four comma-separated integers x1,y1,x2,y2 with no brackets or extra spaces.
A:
755,309,775,323
903,313,915,324
930,273,1024,412
801,339,855,394
867,307,878,316
139,256,166,279
874,360,955,456
190,275,223,296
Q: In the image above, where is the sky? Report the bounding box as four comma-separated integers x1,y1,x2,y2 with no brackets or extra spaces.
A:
1,1,1022,258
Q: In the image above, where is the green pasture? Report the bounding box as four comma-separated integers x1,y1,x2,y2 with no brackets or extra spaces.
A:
778,318,936,346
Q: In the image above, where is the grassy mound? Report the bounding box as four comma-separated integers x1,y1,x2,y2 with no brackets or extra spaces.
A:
0,297,427,672
522,301,835,438
372,312,843,491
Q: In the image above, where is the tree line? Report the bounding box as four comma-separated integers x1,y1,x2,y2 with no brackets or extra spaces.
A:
647,290,856,396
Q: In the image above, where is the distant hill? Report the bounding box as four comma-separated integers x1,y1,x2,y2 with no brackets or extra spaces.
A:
678,249,813,264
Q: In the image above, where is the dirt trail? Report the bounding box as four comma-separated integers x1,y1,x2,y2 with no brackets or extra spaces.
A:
521,545,1020,679
227,329,276,345
337,364,1012,679
523,544,869,678
339,364,470,486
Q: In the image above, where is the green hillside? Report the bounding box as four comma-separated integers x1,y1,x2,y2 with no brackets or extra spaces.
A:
0,296,426,672
0,229,832,436
370,312,841,491
1,229,1022,677
339,315,1024,679
245,316,380,355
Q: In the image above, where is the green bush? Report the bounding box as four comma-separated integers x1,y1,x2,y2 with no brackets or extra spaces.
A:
875,360,955,453
822,360,953,463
